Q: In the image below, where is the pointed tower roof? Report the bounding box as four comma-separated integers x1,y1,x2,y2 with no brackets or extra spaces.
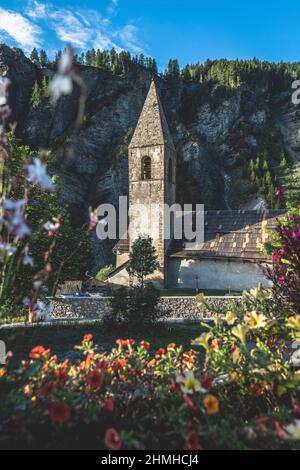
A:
129,80,175,151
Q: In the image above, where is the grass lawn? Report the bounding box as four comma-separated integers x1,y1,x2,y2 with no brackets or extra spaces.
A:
0,321,205,368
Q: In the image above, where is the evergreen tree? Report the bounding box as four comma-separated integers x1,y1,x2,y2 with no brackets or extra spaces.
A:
30,48,39,64
126,236,159,288
167,59,180,77
39,50,48,67
30,81,42,109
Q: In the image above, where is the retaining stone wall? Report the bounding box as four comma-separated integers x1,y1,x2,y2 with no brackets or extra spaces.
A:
50,296,242,321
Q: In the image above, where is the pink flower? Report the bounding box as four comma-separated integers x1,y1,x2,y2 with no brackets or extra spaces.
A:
291,231,300,240
272,250,280,263
1,199,31,239
43,217,60,236
0,77,10,107
26,159,54,191
278,276,285,285
276,187,285,197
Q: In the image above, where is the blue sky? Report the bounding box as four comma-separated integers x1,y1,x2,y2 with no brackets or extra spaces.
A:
0,0,300,69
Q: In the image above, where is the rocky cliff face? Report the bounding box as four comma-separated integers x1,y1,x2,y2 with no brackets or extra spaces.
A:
1,45,299,269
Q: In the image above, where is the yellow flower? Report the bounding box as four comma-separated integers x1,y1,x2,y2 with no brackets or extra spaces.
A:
0,368,5,378
192,332,212,351
244,311,268,329
196,293,206,305
284,420,300,440
249,284,264,300
226,311,236,325
203,394,219,415
31,396,37,402
287,316,300,331
231,324,249,345
178,371,201,395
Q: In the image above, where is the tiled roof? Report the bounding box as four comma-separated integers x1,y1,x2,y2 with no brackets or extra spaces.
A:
169,210,286,261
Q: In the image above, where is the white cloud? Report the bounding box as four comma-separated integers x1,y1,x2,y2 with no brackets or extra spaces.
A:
26,1,47,20
93,31,121,52
0,7,42,51
50,10,91,48
117,24,144,54
0,2,145,58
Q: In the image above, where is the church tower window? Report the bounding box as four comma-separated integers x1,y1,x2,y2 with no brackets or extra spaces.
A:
141,156,151,180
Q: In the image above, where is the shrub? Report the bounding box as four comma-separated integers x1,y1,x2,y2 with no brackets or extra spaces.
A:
110,283,161,327
96,265,114,282
264,208,300,310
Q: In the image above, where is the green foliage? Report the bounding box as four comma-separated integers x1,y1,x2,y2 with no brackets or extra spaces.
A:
96,265,114,282
109,283,161,327
0,135,91,307
30,77,48,109
127,236,159,287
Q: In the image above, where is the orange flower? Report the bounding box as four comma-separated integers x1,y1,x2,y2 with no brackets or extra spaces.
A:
55,368,69,384
83,334,93,342
167,343,176,351
211,339,222,350
140,340,150,350
49,402,71,424
87,369,103,388
0,368,5,378
147,359,156,368
104,428,122,450
29,346,50,359
183,431,201,450
203,395,219,415
103,398,114,412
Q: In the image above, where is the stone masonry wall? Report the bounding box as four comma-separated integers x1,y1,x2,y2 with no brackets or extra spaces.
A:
50,296,242,320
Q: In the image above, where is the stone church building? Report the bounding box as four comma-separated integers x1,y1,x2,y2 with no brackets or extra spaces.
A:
108,80,284,291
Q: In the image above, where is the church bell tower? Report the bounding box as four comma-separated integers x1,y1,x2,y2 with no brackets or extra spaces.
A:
128,80,177,285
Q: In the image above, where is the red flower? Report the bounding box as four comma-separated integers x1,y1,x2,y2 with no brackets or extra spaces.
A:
49,402,71,424
104,398,114,412
250,384,262,397
55,368,69,384
202,374,213,390
29,346,50,359
155,348,165,359
104,428,122,450
38,381,55,395
183,431,201,450
83,334,93,342
87,369,103,389
231,344,239,352
140,340,150,350
167,343,176,351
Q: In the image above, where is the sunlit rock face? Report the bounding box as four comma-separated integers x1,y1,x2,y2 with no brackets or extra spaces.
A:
2,44,299,268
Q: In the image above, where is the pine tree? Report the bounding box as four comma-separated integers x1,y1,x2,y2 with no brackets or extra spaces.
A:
167,59,180,77
39,50,48,67
30,48,39,64
30,81,42,108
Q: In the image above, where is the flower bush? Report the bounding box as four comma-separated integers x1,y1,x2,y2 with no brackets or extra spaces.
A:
1,298,300,450
265,207,300,309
